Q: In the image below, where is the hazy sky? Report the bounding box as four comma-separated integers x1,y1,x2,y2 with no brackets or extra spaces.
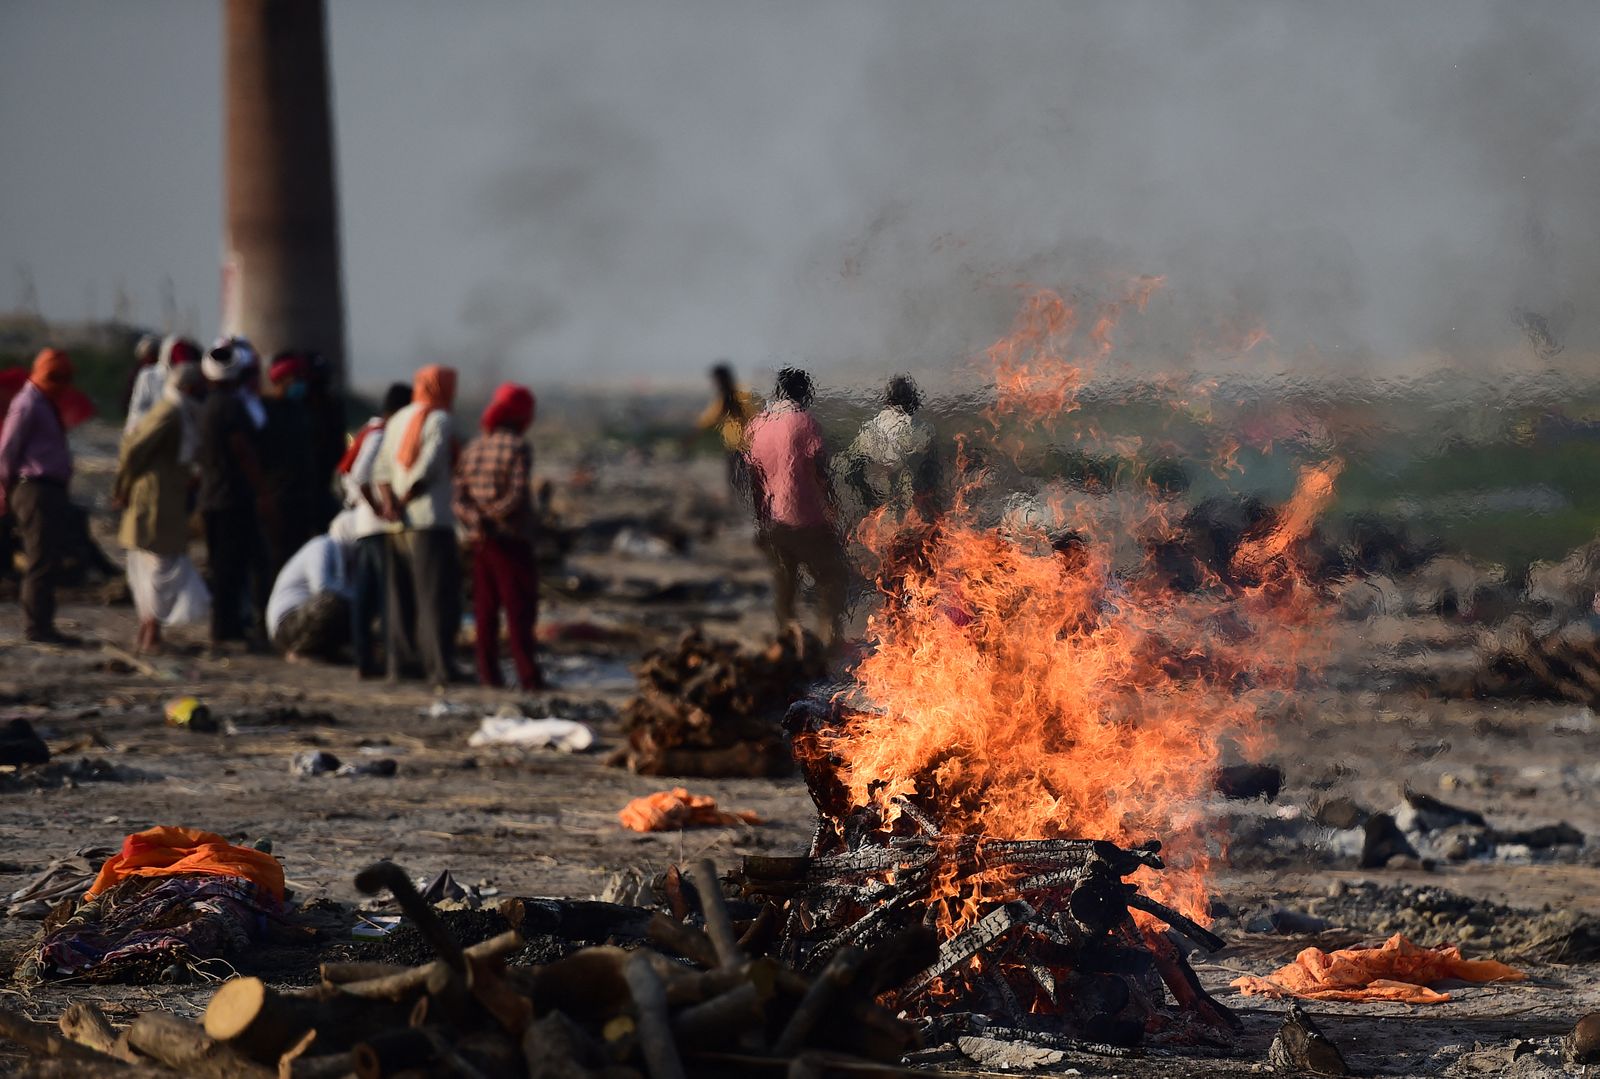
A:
3,1,1598,391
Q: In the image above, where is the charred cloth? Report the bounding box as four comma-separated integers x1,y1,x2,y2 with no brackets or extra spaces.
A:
606,628,828,778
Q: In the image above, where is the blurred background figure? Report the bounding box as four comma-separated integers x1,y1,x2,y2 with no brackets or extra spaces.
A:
266,510,358,663
119,334,161,420
0,350,84,644
125,335,200,436
456,381,544,691
694,362,758,505
304,352,347,523
744,366,847,650
340,381,411,680
198,338,271,652
114,363,210,654
260,353,321,574
374,364,462,685
842,373,937,517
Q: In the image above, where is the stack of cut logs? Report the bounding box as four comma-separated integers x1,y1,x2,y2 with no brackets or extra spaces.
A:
0,859,918,1079
607,627,827,777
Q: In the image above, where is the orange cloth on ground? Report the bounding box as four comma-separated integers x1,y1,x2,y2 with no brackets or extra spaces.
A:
618,788,763,832
85,826,285,903
1231,933,1526,1004
396,364,457,469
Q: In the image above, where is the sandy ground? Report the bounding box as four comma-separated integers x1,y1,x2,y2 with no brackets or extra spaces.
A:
0,437,1598,1076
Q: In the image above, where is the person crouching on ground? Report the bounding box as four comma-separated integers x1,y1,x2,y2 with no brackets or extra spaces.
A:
0,349,81,644
266,510,360,662
743,367,849,651
454,382,545,690
113,363,211,653
339,381,412,679
372,365,463,685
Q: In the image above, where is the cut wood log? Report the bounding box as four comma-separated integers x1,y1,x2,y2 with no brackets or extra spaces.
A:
205,976,324,1063
623,952,687,1079
57,1001,134,1063
127,1011,275,1079
17,1060,173,1079
335,930,524,1002
0,1005,117,1063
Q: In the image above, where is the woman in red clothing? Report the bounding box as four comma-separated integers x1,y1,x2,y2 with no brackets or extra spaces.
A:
453,382,545,690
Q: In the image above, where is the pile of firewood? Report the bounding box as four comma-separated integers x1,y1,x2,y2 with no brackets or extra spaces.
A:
763,697,1240,1051
0,859,919,1079
607,628,828,778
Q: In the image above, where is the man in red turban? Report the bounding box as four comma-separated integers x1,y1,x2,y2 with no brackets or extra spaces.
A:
453,382,543,689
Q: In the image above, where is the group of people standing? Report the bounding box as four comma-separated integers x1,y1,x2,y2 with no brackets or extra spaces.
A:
2,338,939,684
0,338,545,692
700,365,938,653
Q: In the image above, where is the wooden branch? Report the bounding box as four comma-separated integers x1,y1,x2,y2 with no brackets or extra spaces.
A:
335,931,523,1002
57,1002,134,1063
690,860,743,969
127,1012,275,1079
0,1006,115,1063
623,952,687,1079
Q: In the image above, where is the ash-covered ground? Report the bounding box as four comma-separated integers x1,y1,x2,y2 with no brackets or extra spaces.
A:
1,425,1599,1077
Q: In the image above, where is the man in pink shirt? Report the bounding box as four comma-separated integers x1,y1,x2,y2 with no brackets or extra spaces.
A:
743,368,848,649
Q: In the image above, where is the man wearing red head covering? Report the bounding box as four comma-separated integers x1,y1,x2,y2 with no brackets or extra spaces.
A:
0,349,81,642
454,382,543,689
259,352,323,576
372,365,463,684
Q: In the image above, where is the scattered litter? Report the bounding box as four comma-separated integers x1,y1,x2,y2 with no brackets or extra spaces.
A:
4,845,115,919
1232,933,1526,1003
618,788,763,832
352,915,402,939
468,712,595,753
290,750,341,776
544,653,635,692
164,697,217,733
1269,1003,1349,1075
335,758,397,778
611,525,679,558
424,698,472,718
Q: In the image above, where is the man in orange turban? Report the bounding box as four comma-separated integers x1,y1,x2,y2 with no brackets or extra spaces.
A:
0,349,81,643
372,365,463,684
454,382,544,689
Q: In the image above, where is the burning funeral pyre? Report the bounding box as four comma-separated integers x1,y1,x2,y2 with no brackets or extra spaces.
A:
741,285,1342,1051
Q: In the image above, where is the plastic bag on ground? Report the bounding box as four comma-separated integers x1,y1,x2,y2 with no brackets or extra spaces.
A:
468,715,595,753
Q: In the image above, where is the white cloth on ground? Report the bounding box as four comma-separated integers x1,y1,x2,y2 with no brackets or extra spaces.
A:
125,549,211,626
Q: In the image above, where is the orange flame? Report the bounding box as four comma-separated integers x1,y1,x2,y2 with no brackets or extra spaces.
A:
815,286,1336,936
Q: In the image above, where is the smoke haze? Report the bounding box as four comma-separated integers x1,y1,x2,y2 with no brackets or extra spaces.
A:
3,0,1598,388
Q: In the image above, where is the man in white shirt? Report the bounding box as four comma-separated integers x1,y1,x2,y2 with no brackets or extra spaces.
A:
267,511,359,662
339,383,411,678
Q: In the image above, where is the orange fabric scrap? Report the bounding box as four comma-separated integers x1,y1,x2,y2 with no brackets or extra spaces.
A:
1232,933,1526,1004
85,826,286,903
618,788,763,832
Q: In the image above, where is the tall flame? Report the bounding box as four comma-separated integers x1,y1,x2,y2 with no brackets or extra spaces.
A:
814,287,1336,931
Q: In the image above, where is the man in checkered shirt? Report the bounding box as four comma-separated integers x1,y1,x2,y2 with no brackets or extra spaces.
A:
453,382,544,690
